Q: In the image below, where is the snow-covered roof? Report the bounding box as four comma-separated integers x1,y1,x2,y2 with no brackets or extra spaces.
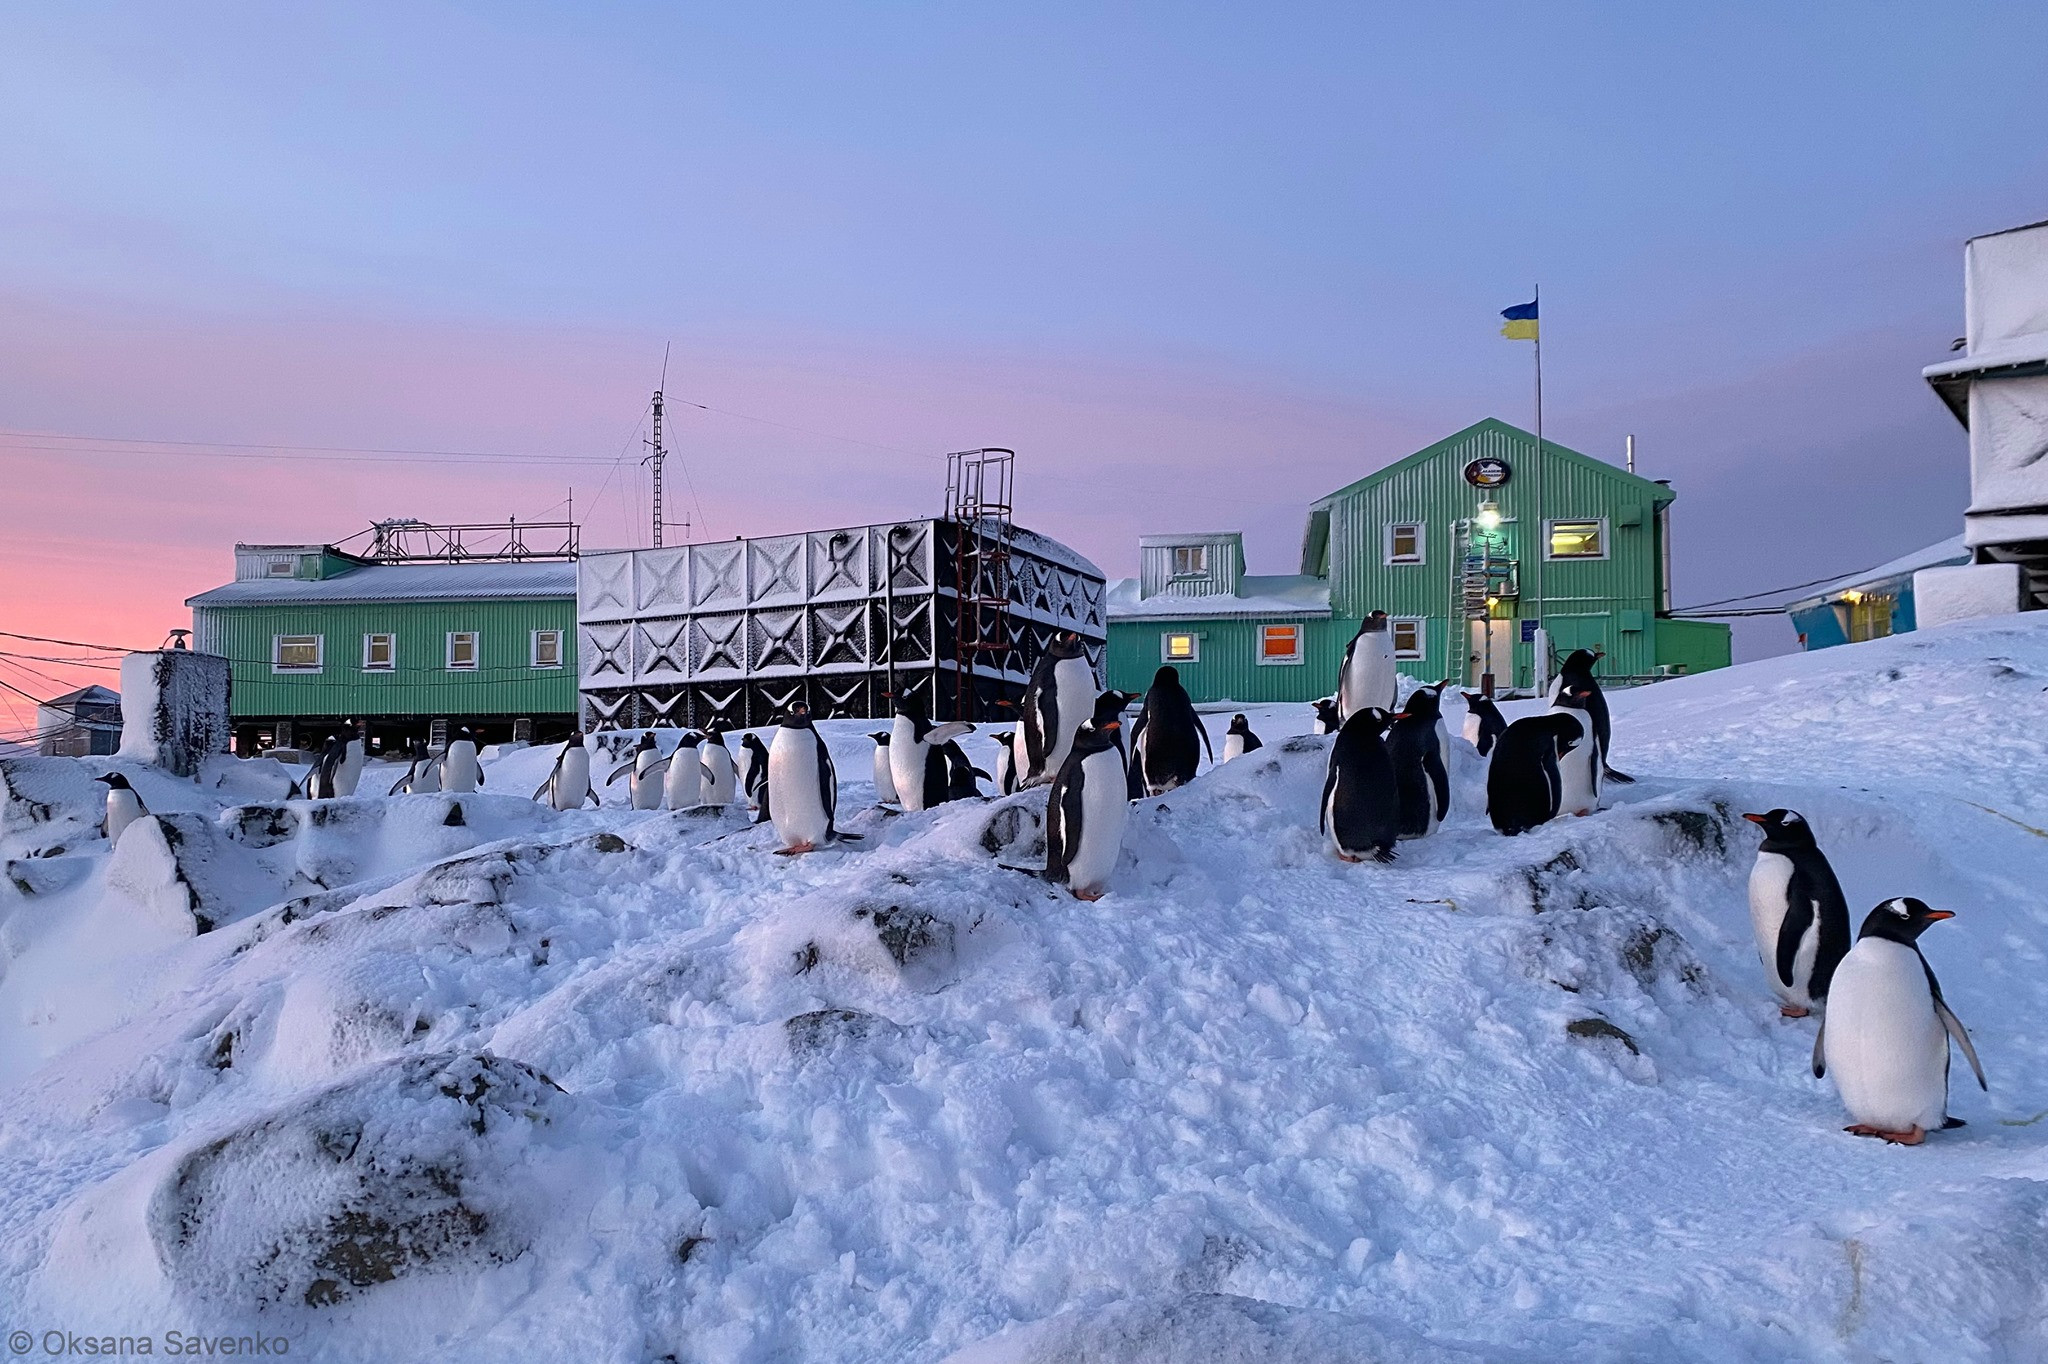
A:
1009,523,1104,580
1784,534,1971,611
1107,573,1331,619
187,559,577,607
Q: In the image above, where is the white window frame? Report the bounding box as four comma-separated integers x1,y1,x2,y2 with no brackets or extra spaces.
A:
1385,522,1426,565
446,631,480,671
362,632,397,672
265,555,297,577
1160,631,1200,664
1254,623,1304,666
530,628,564,669
272,634,323,673
1545,517,1609,561
1391,617,1426,660
1170,544,1209,579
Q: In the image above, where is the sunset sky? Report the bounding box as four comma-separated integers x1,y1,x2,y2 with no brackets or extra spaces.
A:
5,4,2047,733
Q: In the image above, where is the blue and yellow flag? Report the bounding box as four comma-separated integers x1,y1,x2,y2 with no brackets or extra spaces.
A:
1500,299,1539,341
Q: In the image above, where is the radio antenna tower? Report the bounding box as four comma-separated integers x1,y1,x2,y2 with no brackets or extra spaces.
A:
642,343,677,548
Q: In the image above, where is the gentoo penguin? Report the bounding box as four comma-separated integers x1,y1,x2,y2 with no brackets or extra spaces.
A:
990,730,1018,796
1019,632,1096,787
331,724,366,798
1387,702,1450,840
532,733,596,810
1742,809,1852,1018
1222,714,1263,761
605,733,663,810
699,723,737,807
887,693,974,812
1336,612,1398,720
1311,697,1342,736
93,772,145,845
940,741,988,802
766,704,844,854
1486,713,1582,836
1548,648,1634,785
868,731,899,805
1816,897,1986,1145
1460,692,1507,758
1044,718,1128,900
662,731,704,809
441,728,484,794
1129,666,1211,798
1320,708,1401,863
739,733,772,818
308,735,345,799
387,739,440,795
1547,682,1602,817
1401,683,1454,779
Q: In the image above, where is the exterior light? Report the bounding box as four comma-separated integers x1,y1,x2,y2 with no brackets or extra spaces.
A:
1476,501,1502,531
1841,589,1863,604
1485,596,1499,609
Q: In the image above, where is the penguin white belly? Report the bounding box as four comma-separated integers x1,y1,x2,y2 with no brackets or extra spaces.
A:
664,750,701,809
554,750,591,811
734,745,757,801
442,744,480,793
701,745,736,806
1341,640,1396,717
873,746,899,804
1548,709,1600,815
105,789,143,844
1222,734,1245,762
632,753,663,810
769,733,832,849
1063,748,1128,896
889,716,926,810
334,743,365,797
992,743,1013,793
1462,712,1482,747
1824,941,1951,1133
1047,657,1096,774
1747,852,1817,1009
411,763,441,794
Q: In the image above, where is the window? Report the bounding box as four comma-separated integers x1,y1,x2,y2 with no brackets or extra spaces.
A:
1170,545,1209,578
1547,519,1606,559
446,632,479,670
1385,522,1426,564
1161,632,1199,663
266,555,297,577
273,634,323,672
531,629,564,669
1392,618,1425,660
362,633,396,671
1256,624,1303,666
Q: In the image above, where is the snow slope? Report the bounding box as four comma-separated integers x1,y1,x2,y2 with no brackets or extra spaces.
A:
2,618,2047,1362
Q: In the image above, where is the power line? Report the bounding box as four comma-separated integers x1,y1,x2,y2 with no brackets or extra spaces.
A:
1670,560,1887,614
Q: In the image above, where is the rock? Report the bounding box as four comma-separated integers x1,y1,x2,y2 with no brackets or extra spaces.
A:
1565,1017,1639,1055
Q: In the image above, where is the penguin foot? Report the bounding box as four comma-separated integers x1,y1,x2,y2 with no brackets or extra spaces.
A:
1779,1005,1811,1019
774,842,816,857
1070,887,1106,901
1371,848,1397,864
1845,1124,1926,1145
1335,853,1364,864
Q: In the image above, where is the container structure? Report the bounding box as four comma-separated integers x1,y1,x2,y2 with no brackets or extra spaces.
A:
1785,535,1971,649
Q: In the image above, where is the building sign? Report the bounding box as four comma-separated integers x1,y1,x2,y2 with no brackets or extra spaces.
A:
1520,619,1540,644
1464,457,1512,488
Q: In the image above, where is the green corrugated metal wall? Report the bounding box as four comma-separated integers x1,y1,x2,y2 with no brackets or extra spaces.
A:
193,598,578,719
1654,618,1733,675
1106,616,1339,704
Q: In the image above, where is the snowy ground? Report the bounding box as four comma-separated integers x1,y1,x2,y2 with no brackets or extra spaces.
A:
3,618,2047,1362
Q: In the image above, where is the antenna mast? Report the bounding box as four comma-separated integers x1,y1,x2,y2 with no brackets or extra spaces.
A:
646,390,666,549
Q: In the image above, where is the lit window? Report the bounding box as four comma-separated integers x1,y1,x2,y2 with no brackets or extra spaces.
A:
1386,523,1425,564
1257,624,1303,665
447,632,479,670
1392,618,1425,659
1161,632,1199,663
1170,545,1209,578
273,635,322,672
1548,519,1605,559
362,633,396,671
531,629,563,669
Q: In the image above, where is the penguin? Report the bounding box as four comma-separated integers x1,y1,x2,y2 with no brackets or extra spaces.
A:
739,732,772,818
699,723,738,808
1548,648,1634,785
1311,697,1342,736
1335,612,1398,720
1401,682,1454,780
605,733,663,810
1386,702,1450,840
1319,708,1401,863
989,730,1018,796
331,724,366,798
766,704,845,854
1547,681,1602,816
1815,897,1986,1145
1742,809,1853,1019
1019,632,1096,787
1222,714,1263,761
1126,666,1211,798
940,741,989,803
93,772,145,845
1044,717,1129,900
441,728,484,794
868,732,899,805
308,735,345,799
531,732,596,810
1460,692,1507,758
887,693,975,812
1486,713,1583,836
662,731,704,810
387,739,441,795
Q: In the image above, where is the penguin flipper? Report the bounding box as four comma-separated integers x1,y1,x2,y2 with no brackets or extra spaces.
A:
1423,743,1450,822
927,721,975,744
1935,999,1988,1091
1775,878,1818,989
1317,756,1339,836
1043,778,1070,881
1811,1020,1827,1079
605,763,634,786
1195,712,1213,764
1602,765,1638,785
531,777,554,801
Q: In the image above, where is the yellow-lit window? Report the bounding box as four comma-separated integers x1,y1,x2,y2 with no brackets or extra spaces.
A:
273,635,322,672
1392,619,1424,659
1386,522,1425,564
446,632,479,671
1161,632,1199,663
531,629,563,668
362,633,395,671
1257,624,1303,665
1843,591,1895,643
1548,519,1605,559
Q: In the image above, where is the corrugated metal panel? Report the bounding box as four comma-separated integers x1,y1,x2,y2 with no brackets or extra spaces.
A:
1107,615,1337,704
188,560,575,606
1138,533,1243,599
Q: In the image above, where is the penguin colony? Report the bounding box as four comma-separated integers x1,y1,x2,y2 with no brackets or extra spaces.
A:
164,632,1978,1145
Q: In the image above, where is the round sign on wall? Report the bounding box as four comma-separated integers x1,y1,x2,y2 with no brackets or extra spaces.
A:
1464,457,1512,488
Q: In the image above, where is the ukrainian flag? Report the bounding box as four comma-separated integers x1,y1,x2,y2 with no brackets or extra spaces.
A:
1500,299,1539,341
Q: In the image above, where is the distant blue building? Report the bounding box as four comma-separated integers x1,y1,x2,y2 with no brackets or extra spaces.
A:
1785,535,1970,650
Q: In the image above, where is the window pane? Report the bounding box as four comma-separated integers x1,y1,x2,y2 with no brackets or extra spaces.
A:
1390,525,1420,561
1172,545,1207,576
1549,521,1603,557
534,630,560,666
364,634,393,668
1164,633,1197,661
1393,621,1422,657
449,632,477,668
1261,625,1299,659
277,636,320,669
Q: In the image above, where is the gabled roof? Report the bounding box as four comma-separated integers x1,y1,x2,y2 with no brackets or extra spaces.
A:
1308,418,1678,510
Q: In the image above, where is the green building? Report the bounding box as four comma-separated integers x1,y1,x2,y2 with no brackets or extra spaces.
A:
187,542,579,755
1106,419,1731,702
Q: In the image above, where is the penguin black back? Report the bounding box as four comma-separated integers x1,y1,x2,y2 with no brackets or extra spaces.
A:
1387,706,1450,838
1743,809,1853,1005
1131,666,1210,796
1227,713,1262,753
1320,708,1401,862
1486,713,1582,836
1460,692,1507,757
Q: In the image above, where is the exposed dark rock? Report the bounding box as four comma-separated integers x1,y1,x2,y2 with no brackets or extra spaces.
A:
443,801,466,828
784,1008,898,1057
1566,1017,1639,1055
1650,804,1730,857
592,832,627,854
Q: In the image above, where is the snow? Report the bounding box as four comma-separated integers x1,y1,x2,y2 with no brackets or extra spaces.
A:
1782,533,1968,610
1912,563,2024,628
116,651,233,778
2,618,2048,1360
1106,574,1332,620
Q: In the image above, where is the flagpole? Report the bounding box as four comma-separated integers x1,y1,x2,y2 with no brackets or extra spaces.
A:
1530,282,1543,689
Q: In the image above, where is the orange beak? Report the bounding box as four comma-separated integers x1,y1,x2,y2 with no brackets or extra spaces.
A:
1103,721,1121,731
1741,813,1767,825
1924,909,1956,922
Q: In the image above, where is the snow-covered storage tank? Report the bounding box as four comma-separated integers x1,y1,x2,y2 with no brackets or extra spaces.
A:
117,649,231,778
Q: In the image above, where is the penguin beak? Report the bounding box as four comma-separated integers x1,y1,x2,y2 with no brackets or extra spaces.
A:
1102,721,1121,731
1923,909,1956,922
1741,813,1768,825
